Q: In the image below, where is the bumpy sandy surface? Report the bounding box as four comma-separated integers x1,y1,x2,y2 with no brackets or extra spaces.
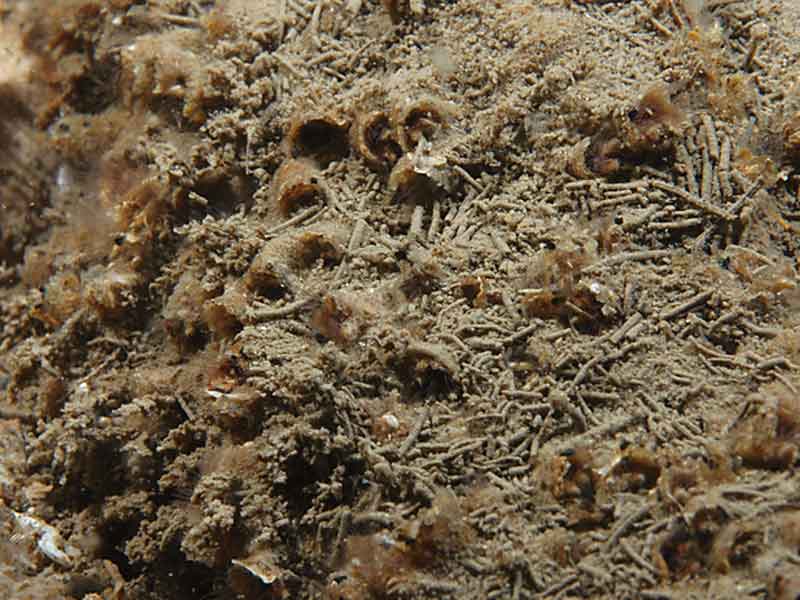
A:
1,1,800,598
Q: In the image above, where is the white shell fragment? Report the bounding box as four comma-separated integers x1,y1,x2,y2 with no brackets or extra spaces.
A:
411,138,453,191
380,414,400,430
232,553,281,586
13,510,81,567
